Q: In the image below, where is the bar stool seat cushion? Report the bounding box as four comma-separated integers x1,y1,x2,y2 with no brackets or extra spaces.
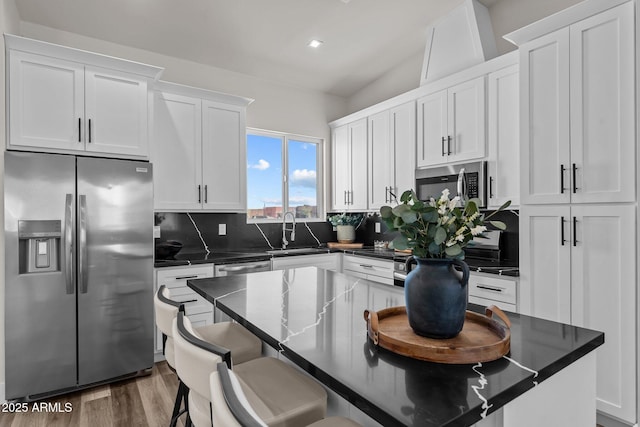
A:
196,322,262,365
234,357,327,427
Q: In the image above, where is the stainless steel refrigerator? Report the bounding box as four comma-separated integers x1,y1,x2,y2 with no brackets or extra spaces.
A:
4,151,154,400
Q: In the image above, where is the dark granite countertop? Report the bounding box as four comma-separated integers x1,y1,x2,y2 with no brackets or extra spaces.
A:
187,267,601,426
156,246,519,277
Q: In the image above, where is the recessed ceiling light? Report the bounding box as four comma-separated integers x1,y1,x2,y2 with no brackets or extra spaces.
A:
308,39,323,48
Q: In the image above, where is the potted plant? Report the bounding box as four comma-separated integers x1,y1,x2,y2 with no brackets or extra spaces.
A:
327,213,364,243
380,189,509,338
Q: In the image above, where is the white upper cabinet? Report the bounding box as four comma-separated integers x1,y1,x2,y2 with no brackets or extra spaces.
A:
331,118,368,211
487,64,519,208
6,36,162,158
152,82,252,212
520,2,635,204
153,91,203,211
367,101,416,210
417,76,485,168
201,100,247,211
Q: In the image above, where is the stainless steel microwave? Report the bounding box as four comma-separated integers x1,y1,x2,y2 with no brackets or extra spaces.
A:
415,161,487,207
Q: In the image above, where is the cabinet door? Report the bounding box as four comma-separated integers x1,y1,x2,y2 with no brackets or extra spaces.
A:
368,111,392,210
8,50,84,151
84,66,149,157
487,65,519,208
520,28,571,204
519,205,571,323
152,91,203,210
391,101,416,202
570,204,636,422
331,125,350,211
349,118,368,210
416,90,447,167
201,100,247,211
447,76,486,163
569,3,635,204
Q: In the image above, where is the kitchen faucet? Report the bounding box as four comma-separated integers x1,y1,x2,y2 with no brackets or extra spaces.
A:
282,211,296,249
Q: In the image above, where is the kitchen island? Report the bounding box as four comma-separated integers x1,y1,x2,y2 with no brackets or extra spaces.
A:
188,267,603,427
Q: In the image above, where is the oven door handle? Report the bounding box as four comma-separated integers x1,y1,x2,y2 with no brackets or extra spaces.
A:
393,272,407,281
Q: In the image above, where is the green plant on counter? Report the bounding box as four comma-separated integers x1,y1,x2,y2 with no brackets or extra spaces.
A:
327,213,364,227
380,189,510,259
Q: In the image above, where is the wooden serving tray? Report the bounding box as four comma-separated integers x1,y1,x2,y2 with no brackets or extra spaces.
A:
327,242,364,249
363,305,511,364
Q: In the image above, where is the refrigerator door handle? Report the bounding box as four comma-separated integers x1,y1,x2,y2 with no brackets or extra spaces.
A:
79,194,88,294
64,194,75,295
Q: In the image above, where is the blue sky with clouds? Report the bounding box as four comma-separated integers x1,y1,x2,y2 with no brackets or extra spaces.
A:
247,134,317,209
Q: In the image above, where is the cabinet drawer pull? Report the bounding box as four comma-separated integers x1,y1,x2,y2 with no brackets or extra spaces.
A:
560,216,567,246
489,176,494,199
573,216,578,246
88,119,92,143
447,135,452,155
198,185,202,203
359,264,374,269
204,185,208,203
572,163,578,193
560,164,566,193
78,118,82,142
477,285,503,293
175,275,199,280
441,136,446,156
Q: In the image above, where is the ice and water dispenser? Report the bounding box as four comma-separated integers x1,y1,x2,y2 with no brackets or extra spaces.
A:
18,220,61,273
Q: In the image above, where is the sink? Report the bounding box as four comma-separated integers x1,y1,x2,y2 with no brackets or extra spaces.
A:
266,248,328,255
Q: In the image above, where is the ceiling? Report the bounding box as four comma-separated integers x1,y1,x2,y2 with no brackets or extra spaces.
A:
12,0,502,98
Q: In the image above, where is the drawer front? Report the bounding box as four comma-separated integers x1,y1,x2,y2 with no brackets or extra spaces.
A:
469,295,517,314
272,254,338,271
343,255,393,279
156,265,215,289
469,274,517,306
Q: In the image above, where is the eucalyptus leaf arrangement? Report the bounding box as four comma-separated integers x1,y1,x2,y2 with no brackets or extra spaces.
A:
327,212,364,227
380,189,510,259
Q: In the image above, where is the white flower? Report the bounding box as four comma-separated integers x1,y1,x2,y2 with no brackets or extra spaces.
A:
456,234,465,242
467,211,479,222
438,204,448,215
448,196,460,210
439,188,450,202
470,225,487,236
455,226,467,235
429,197,436,207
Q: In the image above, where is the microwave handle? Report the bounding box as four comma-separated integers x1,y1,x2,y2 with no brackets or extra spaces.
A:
457,168,466,200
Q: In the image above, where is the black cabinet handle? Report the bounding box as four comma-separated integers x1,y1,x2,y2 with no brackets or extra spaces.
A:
78,118,81,142
560,164,566,193
88,119,92,143
198,185,202,203
572,216,578,246
175,275,198,280
344,190,347,205
477,285,503,293
204,185,208,204
561,216,566,246
447,135,452,155
572,163,577,193
441,137,446,156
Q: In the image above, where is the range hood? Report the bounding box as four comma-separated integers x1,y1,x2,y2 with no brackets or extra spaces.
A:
420,0,497,85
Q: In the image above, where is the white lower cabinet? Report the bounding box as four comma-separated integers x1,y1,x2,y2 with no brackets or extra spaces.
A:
520,204,636,423
342,255,394,286
468,273,517,313
271,254,340,271
154,265,215,354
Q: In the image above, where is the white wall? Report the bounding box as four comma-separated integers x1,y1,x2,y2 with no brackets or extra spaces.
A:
0,0,21,399
345,0,583,115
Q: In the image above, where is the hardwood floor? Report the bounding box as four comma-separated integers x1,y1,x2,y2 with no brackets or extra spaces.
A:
0,362,184,427
0,363,607,427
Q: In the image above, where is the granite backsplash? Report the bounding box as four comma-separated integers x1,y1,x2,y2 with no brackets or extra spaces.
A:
154,210,519,262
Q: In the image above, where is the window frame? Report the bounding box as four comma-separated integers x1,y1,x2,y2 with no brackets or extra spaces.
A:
246,128,325,223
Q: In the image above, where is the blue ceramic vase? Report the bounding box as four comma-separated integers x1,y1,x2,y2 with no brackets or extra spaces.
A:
404,257,470,339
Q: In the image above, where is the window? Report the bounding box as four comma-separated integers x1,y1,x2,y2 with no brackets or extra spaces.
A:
246,129,323,221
